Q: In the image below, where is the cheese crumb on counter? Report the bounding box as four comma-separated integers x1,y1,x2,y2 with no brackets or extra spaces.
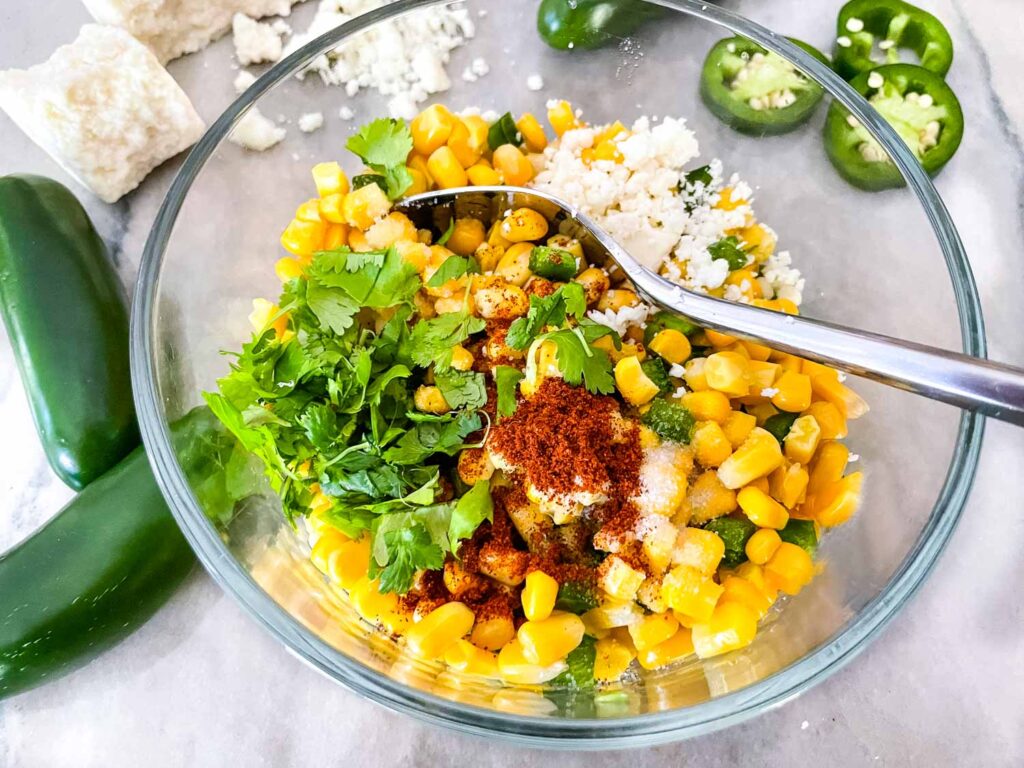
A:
233,69,258,93
232,13,285,65
526,73,545,91
298,111,324,133
338,105,355,120
282,0,477,119
82,0,303,63
0,24,205,203
229,106,285,150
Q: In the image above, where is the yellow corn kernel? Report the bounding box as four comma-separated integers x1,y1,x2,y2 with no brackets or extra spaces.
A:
627,612,679,652
414,385,450,414
745,528,782,565
746,360,780,394
404,166,429,196
294,198,322,223
692,421,733,468
427,145,469,189
810,471,863,527
411,103,455,155
547,233,584,260
683,470,738,525
444,639,500,677
582,600,644,632
350,577,399,623
747,401,779,426
366,212,418,249
769,462,809,509
274,257,304,282
574,266,611,306
771,351,804,371
615,356,660,406
594,637,636,682
500,207,549,243
448,345,475,372
719,576,772,619
323,223,347,251
740,223,776,262
749,475,771,494
347,229,372,253
379,607,412,635
743,341,772,362
803,400,847,440
589,139,624,163
517,112,548,152
808,368,869,419
522,571,559,622
648,329,691,365
807,440,849,494
637,627,695,670
318,192,347,224
735,561,778,599
596,289,640,313
406,601,475,660
248,298,287,336
672,527,726,575
309,528,345,569
462,113,490,154
396,240,431,271
445,217,486,256
467,162,502,186
691,601,758,659
717,427,784,489
517,612,586,666
547,100,581,136
492,144,535,185
784,414,821,466
764,542,814,595
737,486,789,530
724,268,762,300
641,516,679,575
705,329,738,348
683,358,709,391
598,555,647,602
312,161,350,197
280,217,326,258
661,565,723,622
470,612,516,652
722,411,756,449
771,370,812,412
434,292,469,315
342,184,392,230
593,336,646,364
498,639,567,685
446,117,483,168
315,535,370,589
679,390,730,424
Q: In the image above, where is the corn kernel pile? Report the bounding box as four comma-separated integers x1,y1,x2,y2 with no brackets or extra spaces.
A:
258,101,868,691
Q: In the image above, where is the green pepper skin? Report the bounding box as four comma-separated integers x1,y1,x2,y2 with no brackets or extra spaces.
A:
0,175,138,490
823,63,963,191
537,0,661,51
0,407,255,700
833,0,953,81
700,37,830,136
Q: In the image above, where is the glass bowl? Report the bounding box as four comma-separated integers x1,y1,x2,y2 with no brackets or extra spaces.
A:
130,0,985,748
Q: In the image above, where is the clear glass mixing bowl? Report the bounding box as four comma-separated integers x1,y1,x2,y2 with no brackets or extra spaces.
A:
130,0,985,748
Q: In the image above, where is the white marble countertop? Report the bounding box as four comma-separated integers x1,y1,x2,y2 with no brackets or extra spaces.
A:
2,1,1024,765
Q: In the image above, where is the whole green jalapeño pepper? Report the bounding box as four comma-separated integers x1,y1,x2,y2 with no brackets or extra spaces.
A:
824,63,963,190
537,0,662,51
700,37,830,136
0,175,138,490
833,0,954,81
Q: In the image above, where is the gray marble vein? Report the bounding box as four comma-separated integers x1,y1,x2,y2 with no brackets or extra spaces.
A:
2,1,1024,766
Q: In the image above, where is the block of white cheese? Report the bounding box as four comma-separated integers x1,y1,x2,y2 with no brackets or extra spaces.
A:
0,24,205,204
82,0,302,63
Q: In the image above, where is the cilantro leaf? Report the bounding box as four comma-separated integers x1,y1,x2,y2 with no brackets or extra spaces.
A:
494,365,524,418
376,524,445,594
345,118,414,199
435,368,488,410
541,321,617,394
707,236,750,271
448,479,493,547
551,635,597,690
309,247,420,309
383,410,483,465
436,218,456,246
641,398,696,443
427,254,480,288
408,310,486,370
554,581,599,614
506,283,587,350
641,357,673,394
306,283,359,334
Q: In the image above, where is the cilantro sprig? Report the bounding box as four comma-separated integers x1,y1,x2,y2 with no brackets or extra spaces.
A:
345,118,415,199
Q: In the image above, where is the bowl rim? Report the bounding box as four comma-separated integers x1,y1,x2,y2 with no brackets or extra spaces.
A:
130,0,986,748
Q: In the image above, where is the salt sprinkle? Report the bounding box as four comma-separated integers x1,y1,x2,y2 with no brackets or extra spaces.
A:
801,720,810,730
760,387,779,398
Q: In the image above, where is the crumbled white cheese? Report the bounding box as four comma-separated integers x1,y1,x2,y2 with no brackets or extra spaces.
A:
283,0,476,118
836,35,852,48
232,13,284,64
878,39,895,50
0,24,205,203
338,105,355,120
83,0,303,63
867,71,884,89
668,363,686,378
587,302,654,337
298,111,324,132
526,73,545,91
845,17,864,33
233,69,257,93
760,387,779,398
633,443,688,518
848,453,860,463
229,106,285,150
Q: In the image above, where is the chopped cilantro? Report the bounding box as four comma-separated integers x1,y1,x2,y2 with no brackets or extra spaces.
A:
643,310,699,345
436,218,456,246
704,516,757,568
487,112,522,151
374,522,446,594
763,412,800,443
307,247,420,309
352,173,388,191
778,518,818,555
448,479,493,547
551,635,597,690
542,321,617,395
554,581,599,614
382,410,483,465
345,117,414,199
641,398,696,443
684,164,713,188
506,282,587,350
641,357,673,394
435,368,488,410
426,254,480,288
494,365,524,418
408,309,487,371
707,236,750,271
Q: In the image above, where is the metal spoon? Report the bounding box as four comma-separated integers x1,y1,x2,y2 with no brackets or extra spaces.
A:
397,185,1024,427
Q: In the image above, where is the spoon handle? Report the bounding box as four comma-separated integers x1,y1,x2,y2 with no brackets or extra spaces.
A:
627,265,1024,427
